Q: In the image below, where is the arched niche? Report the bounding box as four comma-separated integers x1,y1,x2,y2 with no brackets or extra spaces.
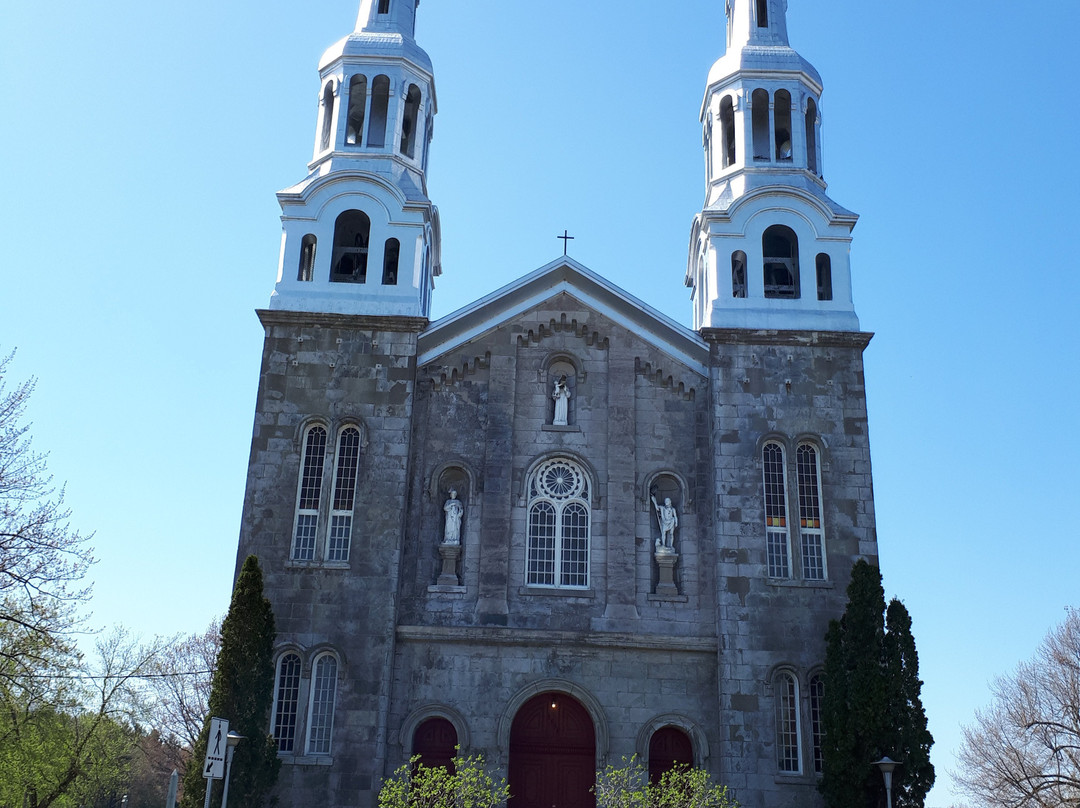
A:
544,353,582,427
643,470,690,512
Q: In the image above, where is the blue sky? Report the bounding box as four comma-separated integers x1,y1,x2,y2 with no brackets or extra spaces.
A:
2,1,1079,805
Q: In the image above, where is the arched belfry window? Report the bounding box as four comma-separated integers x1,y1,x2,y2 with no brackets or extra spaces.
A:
346,75,368,146
331,211,371,283
752,89,770,161
526,459,590,588
763,225,799,299
731,251,747,298
762,442,791,578
774,90,792,161
805,97,819,175
298,235,317,282
816,254,832,301
271,653,301,753
367,75,391,148
320,82,335,151
400,85,421,158
378,0,391,13
775,671,801,773
720,96,736,168
382,238,400,285
756,0,769,27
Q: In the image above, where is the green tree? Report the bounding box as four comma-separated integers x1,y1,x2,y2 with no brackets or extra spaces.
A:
181,556,278,808
593,757,736,808
820,560,934,808
378,753,509,808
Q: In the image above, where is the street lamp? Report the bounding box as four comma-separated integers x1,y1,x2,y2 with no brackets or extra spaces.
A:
221,732,245,808
872,756,899,808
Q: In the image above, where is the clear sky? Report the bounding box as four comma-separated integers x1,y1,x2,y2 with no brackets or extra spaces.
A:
2,1,1078,805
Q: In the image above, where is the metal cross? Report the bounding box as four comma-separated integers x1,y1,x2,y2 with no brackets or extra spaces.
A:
558,230,575,256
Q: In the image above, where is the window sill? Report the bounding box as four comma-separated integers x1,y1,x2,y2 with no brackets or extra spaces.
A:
766,578,833,589
518,586,595,600
278,754,334,767
286,560,351,571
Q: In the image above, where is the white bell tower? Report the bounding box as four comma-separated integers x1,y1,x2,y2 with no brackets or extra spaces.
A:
686,0,860,332
269,0,440,319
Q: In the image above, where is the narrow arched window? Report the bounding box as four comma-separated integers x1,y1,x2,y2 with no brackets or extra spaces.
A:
400,85,421,158
763,225,799,299
378,0,391,12
731,251,747,298
345,75,368,146
331,210,371,283
809,675,825,774
805,97,819,175
382,238,400,285
797,443,826,580
271,653,301,752
752,89,770,161
720,96,736,168
297,234,317,282
327,427,361,562
293,426,327,561
816,254,832,301
413,718,458,772
320,82,335,151
367,75,390,148
648,727,693,784
756,0,769,27
307,653,338,755
774,90,792,161
526,459,590,588
775,672,801,773
763,442,790,578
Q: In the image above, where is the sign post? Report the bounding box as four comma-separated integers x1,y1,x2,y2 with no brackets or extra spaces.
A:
202,717,229,808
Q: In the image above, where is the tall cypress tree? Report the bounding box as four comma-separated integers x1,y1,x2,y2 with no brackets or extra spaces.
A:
819,560,934,808
181,556,280,808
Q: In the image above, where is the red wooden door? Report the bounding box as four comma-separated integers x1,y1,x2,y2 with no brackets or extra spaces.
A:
412,717,458,772
647,727,693,784
509,693,596,808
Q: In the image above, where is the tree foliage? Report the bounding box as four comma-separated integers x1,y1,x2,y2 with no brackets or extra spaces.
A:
378,754,509,808
147,618,219,754
820,560,934,808
954,609,1080,807
181,557,278,808
593,757,736,808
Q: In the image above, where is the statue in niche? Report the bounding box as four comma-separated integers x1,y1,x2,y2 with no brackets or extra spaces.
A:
552,375,571,425
442,488,463,544
651,495,678,552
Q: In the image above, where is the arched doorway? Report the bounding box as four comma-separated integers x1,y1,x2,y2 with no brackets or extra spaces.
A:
412,717,458,772
648,726,693,784
509,692,596,808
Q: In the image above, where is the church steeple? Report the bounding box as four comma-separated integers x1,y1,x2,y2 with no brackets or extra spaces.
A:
267,0,441,319
685,0,860,333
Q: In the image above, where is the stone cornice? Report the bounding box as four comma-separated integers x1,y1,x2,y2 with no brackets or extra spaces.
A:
700,328,873,350
257,309,429,333
396,625,718,654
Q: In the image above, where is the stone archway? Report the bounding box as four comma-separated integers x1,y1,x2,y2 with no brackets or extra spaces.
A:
509,692,596,808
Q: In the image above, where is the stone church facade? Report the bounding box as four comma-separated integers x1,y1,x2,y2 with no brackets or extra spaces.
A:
234,2,880,807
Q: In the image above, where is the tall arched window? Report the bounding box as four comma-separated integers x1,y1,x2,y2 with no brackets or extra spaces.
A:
809,674,825,774
774,90,792,161
297,234,317,282
648,727,694,784
320,82,335,151
763,442,790,578
720,96,736,168
328,427,361,562
345,75,368,146
805,97,819,175
382,238,400,285
526,459,590,588
816,254,832,301
331,210,371,283
775,671,801,773
378,0,391,12
413,718,458,772
752,89,770,161
367,75,390,148
731,251,747,298
763,225,799,299
293,426,327,561
796,444,826,580
756,0,769,27
271,653,302,753
400,85,422,158
307,653,338,756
